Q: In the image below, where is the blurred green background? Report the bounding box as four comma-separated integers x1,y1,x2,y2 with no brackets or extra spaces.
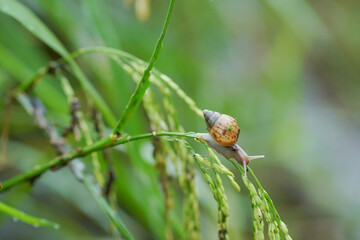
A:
1,0,360,239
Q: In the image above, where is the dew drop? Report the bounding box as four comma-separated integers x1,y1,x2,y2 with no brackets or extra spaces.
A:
12,217,18,222
33,224,39,228
53,224,60,230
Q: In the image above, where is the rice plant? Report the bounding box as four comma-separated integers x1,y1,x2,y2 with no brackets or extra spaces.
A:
1,0,331,239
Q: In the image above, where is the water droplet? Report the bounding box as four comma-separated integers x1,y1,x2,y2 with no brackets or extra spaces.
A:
12,217,18,222
28,25,34,32
53,224,60,230
33,224,39,228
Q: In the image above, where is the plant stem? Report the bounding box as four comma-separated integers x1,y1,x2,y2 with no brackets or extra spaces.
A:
113,0,176,135
0,131,196,193
0,201,59,229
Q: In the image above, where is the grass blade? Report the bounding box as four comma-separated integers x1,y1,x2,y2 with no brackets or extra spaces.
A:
0,0,116,127
113,0,176,134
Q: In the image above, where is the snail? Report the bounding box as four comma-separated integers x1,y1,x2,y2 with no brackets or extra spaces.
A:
197,109,264,176
203,110,240,147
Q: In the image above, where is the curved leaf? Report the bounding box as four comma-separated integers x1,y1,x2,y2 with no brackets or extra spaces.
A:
0,0,116,127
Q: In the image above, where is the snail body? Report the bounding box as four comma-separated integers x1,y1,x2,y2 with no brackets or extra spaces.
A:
203,109,240,147
196,132,263,166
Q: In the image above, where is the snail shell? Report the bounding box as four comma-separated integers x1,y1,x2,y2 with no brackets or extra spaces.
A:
203,109,240,146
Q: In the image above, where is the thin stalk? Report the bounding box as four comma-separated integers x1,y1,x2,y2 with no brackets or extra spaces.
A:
63,47,139,65
113,0,176,135
0,131,196,192
25,46,203,121
66,47,204,117
0,201,59,229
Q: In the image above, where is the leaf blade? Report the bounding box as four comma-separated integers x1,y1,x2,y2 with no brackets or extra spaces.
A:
0,0,117,127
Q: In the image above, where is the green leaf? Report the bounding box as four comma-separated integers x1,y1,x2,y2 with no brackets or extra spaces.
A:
0,201,59,229
0,0,117,127
112,0,176,134
0,0,67,56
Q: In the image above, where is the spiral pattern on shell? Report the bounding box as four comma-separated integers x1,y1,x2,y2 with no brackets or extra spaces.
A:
203,109,240,146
